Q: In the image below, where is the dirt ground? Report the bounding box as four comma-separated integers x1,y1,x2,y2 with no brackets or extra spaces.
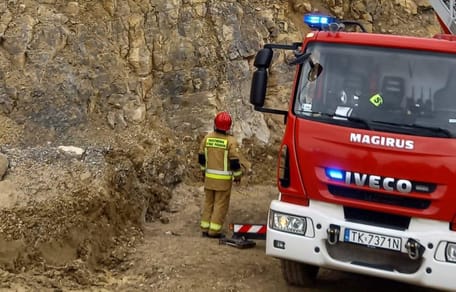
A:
0,181,438,291
111,183,436,292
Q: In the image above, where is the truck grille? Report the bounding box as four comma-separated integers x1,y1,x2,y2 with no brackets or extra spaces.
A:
344,206,410,230
328,185,431,210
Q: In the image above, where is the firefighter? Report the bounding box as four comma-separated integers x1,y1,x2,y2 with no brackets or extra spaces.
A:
198,111,242,238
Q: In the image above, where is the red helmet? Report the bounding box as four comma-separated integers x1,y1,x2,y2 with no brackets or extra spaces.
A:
214,111,232,131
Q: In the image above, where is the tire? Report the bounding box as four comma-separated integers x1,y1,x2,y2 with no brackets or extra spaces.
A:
281,259,319,287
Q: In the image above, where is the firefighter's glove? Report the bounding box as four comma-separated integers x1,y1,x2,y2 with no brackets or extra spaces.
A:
233,176,241,185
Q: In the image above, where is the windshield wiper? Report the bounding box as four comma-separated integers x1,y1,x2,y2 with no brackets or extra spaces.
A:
410,123,453,138
371,120,452,138
311,111,371,130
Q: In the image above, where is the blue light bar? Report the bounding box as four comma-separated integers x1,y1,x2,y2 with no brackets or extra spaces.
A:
303,13,338,30
326,169,344,181
304,15,329,24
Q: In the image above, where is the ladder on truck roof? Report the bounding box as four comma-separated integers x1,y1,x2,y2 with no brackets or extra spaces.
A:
429,0,456,34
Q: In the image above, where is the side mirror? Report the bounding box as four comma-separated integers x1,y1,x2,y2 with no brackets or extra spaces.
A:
254,47,273,67
250,69,267,107
250,48,273,107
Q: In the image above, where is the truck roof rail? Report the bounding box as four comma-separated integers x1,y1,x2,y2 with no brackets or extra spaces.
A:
433,33,456,40
264,42,302,51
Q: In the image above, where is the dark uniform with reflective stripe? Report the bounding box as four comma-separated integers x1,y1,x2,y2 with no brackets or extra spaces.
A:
198,130,242,237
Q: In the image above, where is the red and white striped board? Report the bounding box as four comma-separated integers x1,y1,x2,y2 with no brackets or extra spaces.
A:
230,223,267,240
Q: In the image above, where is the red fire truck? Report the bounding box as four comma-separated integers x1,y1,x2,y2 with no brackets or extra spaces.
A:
248,1,456,290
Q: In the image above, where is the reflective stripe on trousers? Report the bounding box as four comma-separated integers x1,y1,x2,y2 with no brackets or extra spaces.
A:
200,221,210,229
209,222,222,232
200,221,222,232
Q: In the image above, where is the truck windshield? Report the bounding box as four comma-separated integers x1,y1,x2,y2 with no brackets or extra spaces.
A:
294,42,456,138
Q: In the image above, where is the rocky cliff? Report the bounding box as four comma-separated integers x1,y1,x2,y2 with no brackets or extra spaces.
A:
0,0,440,147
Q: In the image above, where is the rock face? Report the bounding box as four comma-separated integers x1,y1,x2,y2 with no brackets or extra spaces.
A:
0,0,439,147
0,0,289,145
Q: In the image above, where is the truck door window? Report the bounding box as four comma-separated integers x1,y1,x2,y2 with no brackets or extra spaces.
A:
293,43,456,138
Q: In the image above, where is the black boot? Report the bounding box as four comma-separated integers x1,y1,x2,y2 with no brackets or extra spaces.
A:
202,231,209,238
207,233,225,239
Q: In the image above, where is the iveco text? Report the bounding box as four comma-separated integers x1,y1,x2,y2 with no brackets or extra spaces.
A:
344,171,413,193
350,133,414,150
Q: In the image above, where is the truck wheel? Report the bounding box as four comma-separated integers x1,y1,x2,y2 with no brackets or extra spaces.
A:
281,259,319,287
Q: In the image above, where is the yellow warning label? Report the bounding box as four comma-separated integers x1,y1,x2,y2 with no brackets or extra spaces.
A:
369,94,383,107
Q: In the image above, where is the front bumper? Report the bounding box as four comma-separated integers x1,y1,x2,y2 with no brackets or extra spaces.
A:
266,199,456,291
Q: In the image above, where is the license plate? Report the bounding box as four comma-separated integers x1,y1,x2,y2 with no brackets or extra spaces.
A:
344,228,402,251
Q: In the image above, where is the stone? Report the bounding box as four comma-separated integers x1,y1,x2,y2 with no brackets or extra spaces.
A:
401,0,418,15
123,97,146,123
66,2,80,17
80,171,92,181
0,153,8,180
57,146,85,158
0,181,24,208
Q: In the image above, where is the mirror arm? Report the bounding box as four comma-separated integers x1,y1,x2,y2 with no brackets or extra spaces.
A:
264,42,302,51
254,106,288,124
288,52,312,66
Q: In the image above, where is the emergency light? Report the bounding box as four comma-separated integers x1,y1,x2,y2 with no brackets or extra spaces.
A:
326,168,344,181
303,13,338,30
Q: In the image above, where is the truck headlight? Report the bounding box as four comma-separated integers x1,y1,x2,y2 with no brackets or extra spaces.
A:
270,211,307,235
446,242,456,263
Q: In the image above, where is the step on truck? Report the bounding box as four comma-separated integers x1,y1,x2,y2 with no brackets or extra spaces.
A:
249,3,456,290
